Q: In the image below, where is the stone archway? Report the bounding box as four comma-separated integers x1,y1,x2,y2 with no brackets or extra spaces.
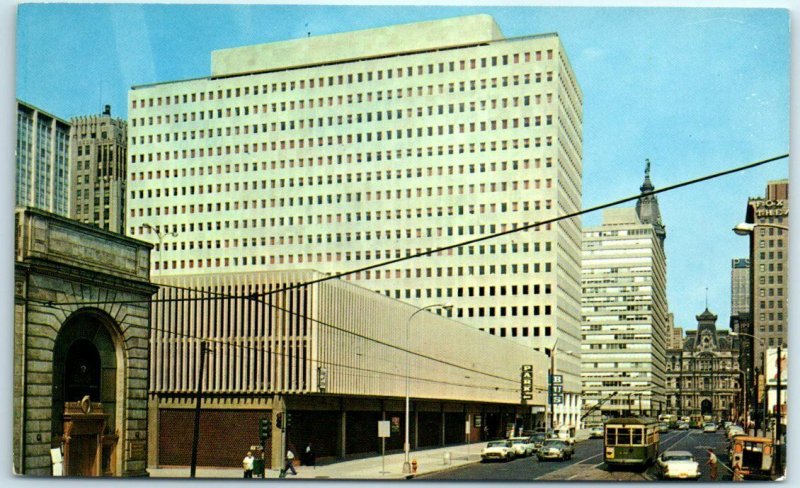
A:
52,309,124,476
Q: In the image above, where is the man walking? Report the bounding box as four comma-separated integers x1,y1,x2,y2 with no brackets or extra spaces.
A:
242,451,255,478
284,449,297,475
706,448,718,481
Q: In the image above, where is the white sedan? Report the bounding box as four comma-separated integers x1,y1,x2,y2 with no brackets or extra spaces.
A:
656,451,701,480
480,440,516,462
508,437,535,457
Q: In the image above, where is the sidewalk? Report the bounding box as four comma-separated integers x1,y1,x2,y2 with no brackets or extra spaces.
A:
149,429,593,480
149,442,485,480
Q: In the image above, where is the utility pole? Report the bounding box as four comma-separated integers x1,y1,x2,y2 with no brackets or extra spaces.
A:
774,345,782,475
190,341,209,478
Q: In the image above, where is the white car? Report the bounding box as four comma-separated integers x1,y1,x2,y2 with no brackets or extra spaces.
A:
727,425,745,440
703,422,718,433
480,440,516,462
508,437,535,457
656,450,701,480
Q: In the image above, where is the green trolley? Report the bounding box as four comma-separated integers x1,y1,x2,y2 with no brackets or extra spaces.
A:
604,417,660,468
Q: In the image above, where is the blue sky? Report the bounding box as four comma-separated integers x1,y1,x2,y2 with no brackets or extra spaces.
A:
14,4,791,331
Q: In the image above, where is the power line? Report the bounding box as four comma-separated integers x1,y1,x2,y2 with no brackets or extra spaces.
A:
250,152,788,297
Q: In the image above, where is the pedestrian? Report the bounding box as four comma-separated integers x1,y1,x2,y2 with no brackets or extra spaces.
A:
305,442,315,468
706,448,718,481
733,465,743,482
242,451,255,478
284,448,297,475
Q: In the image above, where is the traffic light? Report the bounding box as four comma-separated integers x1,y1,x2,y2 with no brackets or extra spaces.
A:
260,418,271,439
285,413,293,428
275,413,283,430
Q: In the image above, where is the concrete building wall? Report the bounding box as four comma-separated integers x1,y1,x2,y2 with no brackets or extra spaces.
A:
127,15,584,416
581,207,668,421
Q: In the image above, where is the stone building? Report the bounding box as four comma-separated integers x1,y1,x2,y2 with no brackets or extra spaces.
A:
665,308,742,422
13,207,157,476
70,105,128,233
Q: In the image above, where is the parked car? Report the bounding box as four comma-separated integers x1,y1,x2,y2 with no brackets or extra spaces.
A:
537,440,574,461
529,432,547,451
677,422,690,430
703,422,718,433
658,422,669,433
589,425,604,439
508,436,535,457
481,440,516,462
656,450,701,480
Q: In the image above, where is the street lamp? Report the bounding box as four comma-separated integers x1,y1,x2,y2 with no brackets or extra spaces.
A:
142,223,177,271
402,303,452,474
730,331,765,433
732,222,789,235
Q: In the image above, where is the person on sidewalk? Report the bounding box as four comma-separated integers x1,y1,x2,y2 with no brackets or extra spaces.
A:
305,443,316,468
242,451,255,478
284,449,297,475
706,449,718,481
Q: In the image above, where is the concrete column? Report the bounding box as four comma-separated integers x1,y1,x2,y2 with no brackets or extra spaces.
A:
146,395,159,468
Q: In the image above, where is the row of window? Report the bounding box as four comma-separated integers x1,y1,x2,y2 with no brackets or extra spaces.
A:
132,48,558,109
481,325,553,338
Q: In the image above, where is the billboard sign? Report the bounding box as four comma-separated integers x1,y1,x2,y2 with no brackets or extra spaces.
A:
765,348,787,387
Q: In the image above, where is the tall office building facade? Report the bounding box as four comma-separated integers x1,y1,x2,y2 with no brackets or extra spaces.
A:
70,105,128,233
731,258,750,316
16,100,71,216
580,166,668,422
744,180,788,372
127,15,584,424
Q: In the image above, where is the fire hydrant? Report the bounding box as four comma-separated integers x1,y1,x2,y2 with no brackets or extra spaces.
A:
411,459,418,474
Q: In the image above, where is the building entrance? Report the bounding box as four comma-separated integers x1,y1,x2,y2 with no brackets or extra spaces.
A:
701,399,713,417
52,310,120,476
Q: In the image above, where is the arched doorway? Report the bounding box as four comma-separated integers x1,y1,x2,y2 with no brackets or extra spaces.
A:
52,309,122,476
701,399,713,417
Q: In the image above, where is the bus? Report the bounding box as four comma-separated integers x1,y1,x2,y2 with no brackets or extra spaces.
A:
604,417,660,468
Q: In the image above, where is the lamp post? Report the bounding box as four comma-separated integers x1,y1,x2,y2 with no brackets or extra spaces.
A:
402,303,452,474
142,222,177,271
731,331,765,433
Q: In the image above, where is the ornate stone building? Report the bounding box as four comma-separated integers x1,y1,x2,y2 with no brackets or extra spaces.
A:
13,208,157,476
665,308,742,422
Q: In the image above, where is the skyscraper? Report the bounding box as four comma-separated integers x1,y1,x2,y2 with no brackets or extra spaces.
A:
730,258,750,316
581,164,668,421
127,15,585,426
16,100,71,216
70,105,128,233
743,180,788,372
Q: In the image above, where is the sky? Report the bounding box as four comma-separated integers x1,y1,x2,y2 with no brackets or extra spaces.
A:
11,2,794,332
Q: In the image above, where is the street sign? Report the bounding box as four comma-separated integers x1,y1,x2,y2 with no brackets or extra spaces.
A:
378,420,390,438
551,374,563,384
552,385,563,394
552,395,564,404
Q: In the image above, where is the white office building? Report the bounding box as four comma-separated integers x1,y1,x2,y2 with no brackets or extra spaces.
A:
127,15,584,427
580,166,668,422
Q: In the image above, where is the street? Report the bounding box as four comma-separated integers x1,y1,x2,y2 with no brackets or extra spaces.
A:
418,429,734,481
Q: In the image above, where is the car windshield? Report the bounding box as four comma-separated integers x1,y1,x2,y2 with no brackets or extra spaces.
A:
704,423,715,427
511,440,526,444
531,434,545,441
543,440,564,448
664,454,693,462
487,441,507,448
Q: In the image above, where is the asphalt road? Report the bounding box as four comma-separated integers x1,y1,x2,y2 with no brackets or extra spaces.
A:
417,428,734,481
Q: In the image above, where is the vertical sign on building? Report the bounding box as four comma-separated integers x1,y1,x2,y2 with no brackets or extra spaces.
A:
521,365,534,402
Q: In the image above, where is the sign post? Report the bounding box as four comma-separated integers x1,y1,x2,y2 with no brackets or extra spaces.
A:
378,420,390,475
465,415,471,460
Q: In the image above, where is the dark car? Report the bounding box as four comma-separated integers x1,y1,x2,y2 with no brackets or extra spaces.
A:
537,440,574,461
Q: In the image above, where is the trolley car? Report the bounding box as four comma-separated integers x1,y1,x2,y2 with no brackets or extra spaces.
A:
604,417,660,468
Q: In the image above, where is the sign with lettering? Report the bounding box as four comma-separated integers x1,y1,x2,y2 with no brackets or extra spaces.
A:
551,374,563,384
551,395,564,404
521,365,534,401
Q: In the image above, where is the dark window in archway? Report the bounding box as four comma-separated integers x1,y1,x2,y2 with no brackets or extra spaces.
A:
64,339,101,402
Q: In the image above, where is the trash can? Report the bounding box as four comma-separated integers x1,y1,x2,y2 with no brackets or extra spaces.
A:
253,459,264,477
